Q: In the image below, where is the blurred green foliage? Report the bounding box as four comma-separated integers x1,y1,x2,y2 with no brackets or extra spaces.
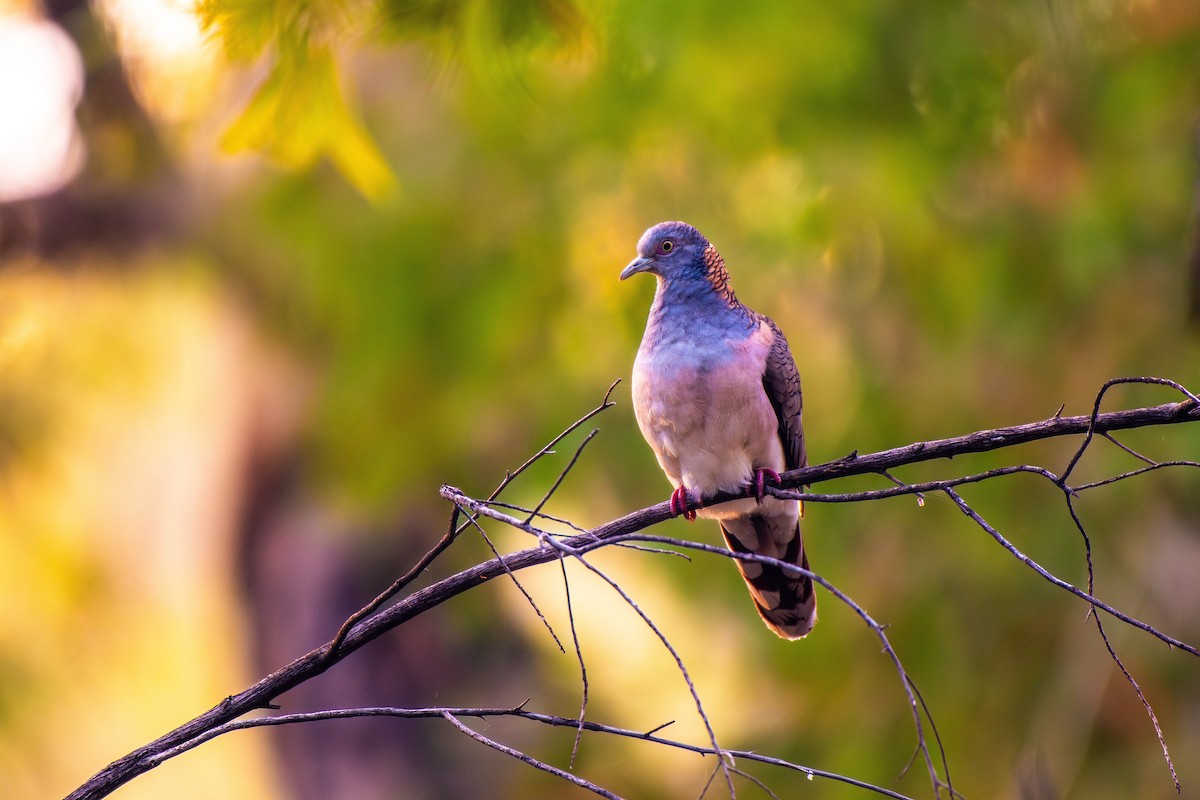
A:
210,0,1200,792
5,0,1200,798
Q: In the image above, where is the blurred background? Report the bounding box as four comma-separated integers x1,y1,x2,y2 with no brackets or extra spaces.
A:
2,0,1199,798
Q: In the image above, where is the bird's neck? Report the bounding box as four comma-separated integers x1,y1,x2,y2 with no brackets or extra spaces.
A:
700,245,739,307
647,263,754,339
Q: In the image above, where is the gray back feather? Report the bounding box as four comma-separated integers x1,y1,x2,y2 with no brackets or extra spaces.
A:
759,316,806,471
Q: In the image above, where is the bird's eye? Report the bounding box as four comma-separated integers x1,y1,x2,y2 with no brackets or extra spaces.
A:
659,240,674,254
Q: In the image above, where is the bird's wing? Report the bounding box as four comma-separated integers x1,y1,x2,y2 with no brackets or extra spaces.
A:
760,316,806,471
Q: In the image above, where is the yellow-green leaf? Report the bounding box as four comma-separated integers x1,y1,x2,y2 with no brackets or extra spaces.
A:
220,47,397,201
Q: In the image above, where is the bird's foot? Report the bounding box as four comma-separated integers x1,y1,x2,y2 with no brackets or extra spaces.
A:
751,468,782,502
669,486,700,521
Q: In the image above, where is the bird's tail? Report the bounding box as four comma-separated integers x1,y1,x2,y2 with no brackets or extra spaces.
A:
719,515,817,639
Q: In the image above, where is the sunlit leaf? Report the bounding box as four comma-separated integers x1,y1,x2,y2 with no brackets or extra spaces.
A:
195,0,278,60
220,46,397,200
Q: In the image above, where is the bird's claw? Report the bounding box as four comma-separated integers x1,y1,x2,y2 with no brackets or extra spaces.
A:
753,468,781,502
670,486,699,521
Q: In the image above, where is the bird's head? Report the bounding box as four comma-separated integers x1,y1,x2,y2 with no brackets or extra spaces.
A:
619,221,710,282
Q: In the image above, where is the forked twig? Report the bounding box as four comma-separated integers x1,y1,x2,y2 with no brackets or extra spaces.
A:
456,504,566,653
1053,375,1192,792
323,382,619,660
573,532,947,798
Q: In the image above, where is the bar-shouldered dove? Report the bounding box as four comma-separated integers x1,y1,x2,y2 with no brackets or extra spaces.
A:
621,221,816,639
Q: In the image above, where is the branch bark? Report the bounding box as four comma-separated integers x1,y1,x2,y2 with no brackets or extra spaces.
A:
66,383,1200,800
149,705,917,799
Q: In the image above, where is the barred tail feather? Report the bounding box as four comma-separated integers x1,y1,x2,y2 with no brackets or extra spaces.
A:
719,515,817,639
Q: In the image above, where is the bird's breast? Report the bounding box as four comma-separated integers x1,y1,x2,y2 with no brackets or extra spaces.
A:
631,322,786,510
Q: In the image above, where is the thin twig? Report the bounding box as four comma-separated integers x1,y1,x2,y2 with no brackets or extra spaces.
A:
559,556,590,769
880,469,925,507
441,712,623,800
904,677,961,799
1072,460,1200,492
697,762,721,800
147,705,916,799
1100,431,1157,465
455,503,566,654
1089,612,1180,792
527,428,600,524
770,464,1063,505
611,542,694,560
729,765,782,800
644,720,675,737
486,500,592,533
941,488,1199,657
490,380,619,500
323,505,462,661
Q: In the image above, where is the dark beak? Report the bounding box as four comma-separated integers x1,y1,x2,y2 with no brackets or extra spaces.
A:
619,256,655,281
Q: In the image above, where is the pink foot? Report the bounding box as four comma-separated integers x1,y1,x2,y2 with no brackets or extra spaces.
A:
669,486,699,521
753,468,781,501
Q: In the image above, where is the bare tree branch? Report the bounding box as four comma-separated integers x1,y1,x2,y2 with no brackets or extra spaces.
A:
66,378,1200,800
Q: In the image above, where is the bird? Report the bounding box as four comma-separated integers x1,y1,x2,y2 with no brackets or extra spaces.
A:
620,221,816,639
